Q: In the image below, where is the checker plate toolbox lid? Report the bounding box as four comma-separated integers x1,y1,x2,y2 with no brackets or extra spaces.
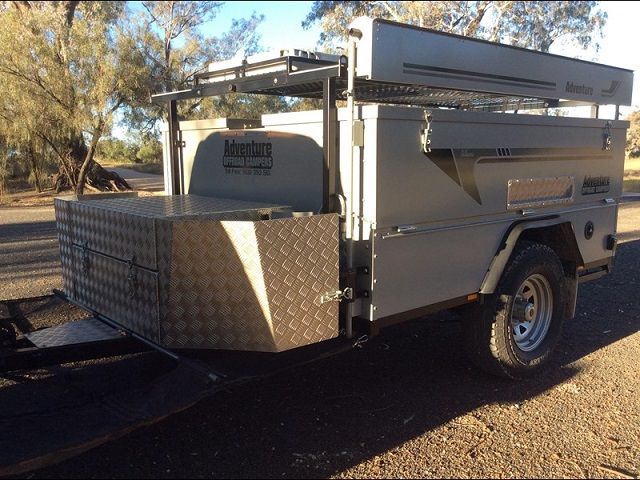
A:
54,194,339,352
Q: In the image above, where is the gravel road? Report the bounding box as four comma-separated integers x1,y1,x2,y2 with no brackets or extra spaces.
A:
107,168,164,192
0,206,60,300
1,202,639,478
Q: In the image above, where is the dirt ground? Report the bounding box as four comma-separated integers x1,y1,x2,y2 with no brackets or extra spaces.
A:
1,202,639,478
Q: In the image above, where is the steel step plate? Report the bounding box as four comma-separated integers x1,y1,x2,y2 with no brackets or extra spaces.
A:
24,318,123,348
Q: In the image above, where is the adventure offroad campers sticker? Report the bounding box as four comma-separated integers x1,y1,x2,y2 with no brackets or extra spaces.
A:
565,81,594,96
425,148,612,205
581,175,610,195
223,138,273,176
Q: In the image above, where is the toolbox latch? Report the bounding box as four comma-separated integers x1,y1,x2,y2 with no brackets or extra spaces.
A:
420,110,433,153
319,287,353,305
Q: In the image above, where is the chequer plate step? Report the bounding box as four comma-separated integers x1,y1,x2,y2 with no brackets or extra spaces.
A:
24,318,124,348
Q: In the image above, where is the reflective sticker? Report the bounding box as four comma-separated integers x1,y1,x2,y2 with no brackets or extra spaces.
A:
507,176,574,210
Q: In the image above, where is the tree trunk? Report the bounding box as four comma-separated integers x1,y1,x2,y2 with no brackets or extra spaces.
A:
76,120,103,194
54,133,131,194
27,144,42,193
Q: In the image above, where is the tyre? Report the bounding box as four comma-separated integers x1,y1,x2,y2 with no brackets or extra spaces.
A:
464,241,567,379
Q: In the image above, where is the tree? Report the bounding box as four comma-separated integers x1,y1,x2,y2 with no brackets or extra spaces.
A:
95,138,138,164
135,136,163,164
626,111,640,158
122,1,281,132
302,1,607,53
0,1,144,193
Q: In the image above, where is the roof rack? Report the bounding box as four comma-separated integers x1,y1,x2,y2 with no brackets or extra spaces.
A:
152,17,633,112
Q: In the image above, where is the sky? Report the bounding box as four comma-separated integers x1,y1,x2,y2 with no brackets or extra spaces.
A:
200,0,640,110
202,1,322,51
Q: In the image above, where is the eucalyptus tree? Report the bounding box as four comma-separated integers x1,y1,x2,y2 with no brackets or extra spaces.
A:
123,1,288,132
626,111,640,158
0,1,153,193
303,1,607,53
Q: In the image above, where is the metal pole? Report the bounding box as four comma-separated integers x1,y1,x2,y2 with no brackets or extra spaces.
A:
167,100,183,195
343,32,359,339
53,289,222,384
322,77,337,213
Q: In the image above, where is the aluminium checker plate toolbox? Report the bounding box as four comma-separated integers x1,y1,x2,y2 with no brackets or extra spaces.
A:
54,194,339,352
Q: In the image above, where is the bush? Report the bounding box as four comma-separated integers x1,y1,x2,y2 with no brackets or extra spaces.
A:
626,111,640,158
135,138,163,164
96,137,138,164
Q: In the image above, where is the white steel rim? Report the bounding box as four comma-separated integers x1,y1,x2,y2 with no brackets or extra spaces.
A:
511,274,553,352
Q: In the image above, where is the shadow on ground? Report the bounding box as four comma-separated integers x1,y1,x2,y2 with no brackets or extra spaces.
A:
1,239,631,478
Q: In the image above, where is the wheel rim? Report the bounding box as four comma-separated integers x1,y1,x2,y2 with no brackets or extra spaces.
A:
510,273,553,352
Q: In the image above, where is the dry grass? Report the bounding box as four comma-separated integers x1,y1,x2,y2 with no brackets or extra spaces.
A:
0,188,58,207
625,156,640,193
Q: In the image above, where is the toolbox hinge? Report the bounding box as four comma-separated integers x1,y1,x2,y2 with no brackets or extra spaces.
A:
319,287,354,305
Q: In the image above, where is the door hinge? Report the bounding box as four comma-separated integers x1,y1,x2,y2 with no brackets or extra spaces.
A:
319,287,353,305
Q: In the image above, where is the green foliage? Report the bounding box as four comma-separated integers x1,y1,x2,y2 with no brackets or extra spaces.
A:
303,1,607,52
0,1,152,192
96,135,162,165
626,111,640,158
191,94,292,120
135,138,163,164
0,1,268,191
96,137,138,164
122,2,267,129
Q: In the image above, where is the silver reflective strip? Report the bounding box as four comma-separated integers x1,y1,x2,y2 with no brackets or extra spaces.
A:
507,176,574,210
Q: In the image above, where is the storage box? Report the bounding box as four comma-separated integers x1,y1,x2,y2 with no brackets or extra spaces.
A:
54,194,339,352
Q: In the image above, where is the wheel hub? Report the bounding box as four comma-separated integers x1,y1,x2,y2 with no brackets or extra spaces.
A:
510,274,553,352
524,302,535,321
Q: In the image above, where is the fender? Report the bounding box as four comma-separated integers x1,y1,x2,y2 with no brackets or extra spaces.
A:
479,215,584,295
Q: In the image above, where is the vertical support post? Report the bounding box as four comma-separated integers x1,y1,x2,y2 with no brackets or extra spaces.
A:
342,33,359,340
615,105,620,121
322,77,337,213
167,100,182,195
